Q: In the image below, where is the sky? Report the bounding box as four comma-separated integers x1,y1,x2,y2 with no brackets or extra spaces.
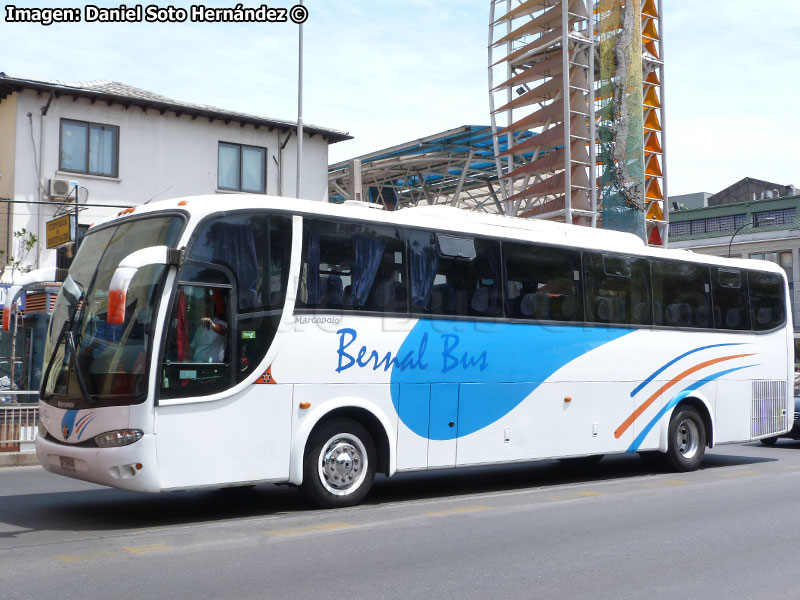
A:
2,0,799,197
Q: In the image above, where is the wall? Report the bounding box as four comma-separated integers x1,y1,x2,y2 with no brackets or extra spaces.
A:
10,89,330,269
0,93,16,263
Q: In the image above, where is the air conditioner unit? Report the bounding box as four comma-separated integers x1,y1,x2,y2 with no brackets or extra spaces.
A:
49,178,78,200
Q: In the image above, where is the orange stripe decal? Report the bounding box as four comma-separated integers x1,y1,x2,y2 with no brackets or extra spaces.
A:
614,353,755,439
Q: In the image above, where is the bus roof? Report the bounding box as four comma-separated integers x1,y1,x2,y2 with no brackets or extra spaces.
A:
95,194,785,276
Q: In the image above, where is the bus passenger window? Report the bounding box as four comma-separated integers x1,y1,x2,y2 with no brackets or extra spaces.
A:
748,271,785,331
711,268,750,330
297,219,406,314
408,232,501,318
584,253,652,325
504,242,582,322
652,260,712,328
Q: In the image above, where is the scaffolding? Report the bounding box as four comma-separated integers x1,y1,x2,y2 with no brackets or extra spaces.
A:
488,0,596,225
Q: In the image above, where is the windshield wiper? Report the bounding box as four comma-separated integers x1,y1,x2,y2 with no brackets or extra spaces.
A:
40,289,89,402
66,330,92,402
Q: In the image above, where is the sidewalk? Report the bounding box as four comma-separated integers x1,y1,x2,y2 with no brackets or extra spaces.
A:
0,452,40,468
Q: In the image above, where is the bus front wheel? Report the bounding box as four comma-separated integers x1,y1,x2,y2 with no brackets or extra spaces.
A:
664,406,706,472
301,418,376,508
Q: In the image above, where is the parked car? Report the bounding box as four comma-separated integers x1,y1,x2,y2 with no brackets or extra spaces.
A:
760,375,800,445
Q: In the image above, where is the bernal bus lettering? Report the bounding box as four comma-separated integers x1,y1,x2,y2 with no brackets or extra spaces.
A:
336,328,489,374
19,195,791,509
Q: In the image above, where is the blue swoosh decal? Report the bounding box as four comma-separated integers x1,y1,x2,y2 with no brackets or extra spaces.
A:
390,320,634,439
61,409,79,438
627,364,757,452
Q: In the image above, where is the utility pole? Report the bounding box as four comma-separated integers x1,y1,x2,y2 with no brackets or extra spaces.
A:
295,0,304,199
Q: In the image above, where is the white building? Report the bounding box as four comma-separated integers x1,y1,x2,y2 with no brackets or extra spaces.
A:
0,73,350,273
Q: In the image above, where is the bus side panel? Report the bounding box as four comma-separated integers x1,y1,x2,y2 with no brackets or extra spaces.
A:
714,379,749,443
396,384,429,471
455,381,634,466
539,381,634,458
455,383,542,466
155,384,293,489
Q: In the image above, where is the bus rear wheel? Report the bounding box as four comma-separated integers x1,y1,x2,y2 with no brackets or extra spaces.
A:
301,418,376,508
664,406,706,472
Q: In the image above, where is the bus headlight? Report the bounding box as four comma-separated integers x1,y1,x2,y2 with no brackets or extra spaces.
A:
95,429,144,448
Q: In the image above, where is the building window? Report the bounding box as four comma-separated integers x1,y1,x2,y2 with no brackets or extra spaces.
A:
218,142,266,193
59,119,119,177
668,221,690,237
690,219,706,234
705,214,747,232
670,214,748,239
754,208,796,227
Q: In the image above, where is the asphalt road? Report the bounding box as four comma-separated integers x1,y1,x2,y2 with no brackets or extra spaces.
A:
2,442,800,600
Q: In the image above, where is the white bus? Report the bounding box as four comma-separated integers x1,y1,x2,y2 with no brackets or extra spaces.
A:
19,195,792,507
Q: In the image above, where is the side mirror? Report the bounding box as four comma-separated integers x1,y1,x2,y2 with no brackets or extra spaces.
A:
107,246,182,325
2,267,68,332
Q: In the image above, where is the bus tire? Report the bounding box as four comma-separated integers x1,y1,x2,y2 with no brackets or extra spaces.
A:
664,406,706,472
760,436,779,446
301,418,376,508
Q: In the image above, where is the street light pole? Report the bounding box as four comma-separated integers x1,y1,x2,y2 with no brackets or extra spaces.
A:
728,221,753,258
727,216,775,257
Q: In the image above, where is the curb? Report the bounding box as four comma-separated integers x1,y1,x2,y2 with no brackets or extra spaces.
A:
0,452,41,468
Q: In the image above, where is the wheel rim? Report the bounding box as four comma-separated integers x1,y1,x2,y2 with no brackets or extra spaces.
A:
317,433,368,496
675,418,700,459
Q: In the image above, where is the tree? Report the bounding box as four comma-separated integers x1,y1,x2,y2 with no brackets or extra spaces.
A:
0,228,39,278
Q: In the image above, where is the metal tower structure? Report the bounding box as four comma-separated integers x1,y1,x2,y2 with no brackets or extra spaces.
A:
488,0,668,245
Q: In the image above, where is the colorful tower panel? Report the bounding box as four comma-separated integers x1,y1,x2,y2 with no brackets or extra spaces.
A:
641,0,667,246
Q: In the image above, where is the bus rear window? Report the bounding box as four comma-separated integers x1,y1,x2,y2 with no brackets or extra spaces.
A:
748,271,786,331
712,268,750,330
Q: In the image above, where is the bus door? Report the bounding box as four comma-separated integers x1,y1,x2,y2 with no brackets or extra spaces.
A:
428,383,458,468
395,383,459,470
155,257,292,488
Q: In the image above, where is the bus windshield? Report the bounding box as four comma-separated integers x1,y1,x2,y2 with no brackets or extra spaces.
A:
41,215,185,408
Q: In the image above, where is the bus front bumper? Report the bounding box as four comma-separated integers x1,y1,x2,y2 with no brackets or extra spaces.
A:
36,433,161,492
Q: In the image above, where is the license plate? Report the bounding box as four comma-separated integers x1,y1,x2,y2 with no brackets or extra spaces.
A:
59,456,76,472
